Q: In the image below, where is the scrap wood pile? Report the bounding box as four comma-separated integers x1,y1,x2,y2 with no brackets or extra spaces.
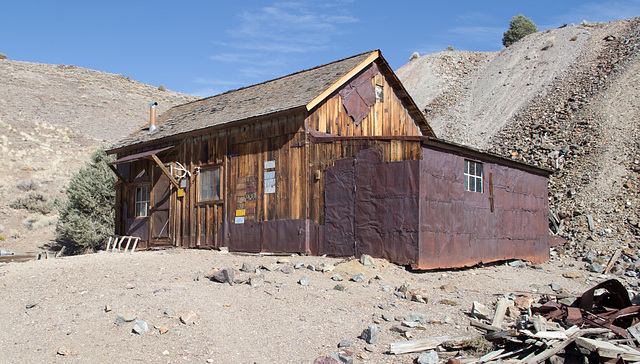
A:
392,279,640,363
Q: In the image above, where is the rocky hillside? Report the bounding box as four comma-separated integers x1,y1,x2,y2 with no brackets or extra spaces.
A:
0,60,198,253
398,17,640,261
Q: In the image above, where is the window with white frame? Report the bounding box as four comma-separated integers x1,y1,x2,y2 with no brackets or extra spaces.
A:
199,167,221,201
134,186,150,217
464,160,483,193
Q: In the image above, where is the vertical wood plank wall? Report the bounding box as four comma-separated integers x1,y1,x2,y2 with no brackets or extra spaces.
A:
115,61,428,250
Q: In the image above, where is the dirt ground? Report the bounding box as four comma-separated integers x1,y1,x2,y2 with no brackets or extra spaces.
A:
0,248,608,363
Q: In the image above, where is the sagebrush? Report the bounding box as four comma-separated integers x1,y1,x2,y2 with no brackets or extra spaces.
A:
56,149,116,252
10,191,55,214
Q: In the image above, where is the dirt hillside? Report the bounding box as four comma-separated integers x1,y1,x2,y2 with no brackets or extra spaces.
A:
0,60,198,253
397,17,640,260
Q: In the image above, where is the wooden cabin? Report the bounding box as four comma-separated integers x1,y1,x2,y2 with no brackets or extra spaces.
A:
106,50,551,269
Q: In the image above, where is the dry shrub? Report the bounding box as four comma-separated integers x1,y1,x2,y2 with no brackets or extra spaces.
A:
10,192,54,214
462,336,494,355
17,178,39,191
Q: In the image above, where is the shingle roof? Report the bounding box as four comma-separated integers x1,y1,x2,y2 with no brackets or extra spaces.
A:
109,51,376,151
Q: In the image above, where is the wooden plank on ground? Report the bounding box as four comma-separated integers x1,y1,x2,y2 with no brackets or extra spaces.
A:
389,336,448,355
492,298,509,329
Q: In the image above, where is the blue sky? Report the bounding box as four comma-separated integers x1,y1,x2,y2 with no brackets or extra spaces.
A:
2,0,638,96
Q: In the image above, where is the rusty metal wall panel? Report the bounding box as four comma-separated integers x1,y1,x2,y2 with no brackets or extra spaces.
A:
227,220,261,253
225,219,312,254
321,158,356,256
416,146,549,270
322,148,420,265
261,219,305,253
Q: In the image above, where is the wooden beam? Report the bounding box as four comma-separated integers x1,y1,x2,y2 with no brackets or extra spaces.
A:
150,154,179,188
108,164,131,189
306,50,380,112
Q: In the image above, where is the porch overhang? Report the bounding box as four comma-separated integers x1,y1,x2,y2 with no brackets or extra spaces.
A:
107,145,179,188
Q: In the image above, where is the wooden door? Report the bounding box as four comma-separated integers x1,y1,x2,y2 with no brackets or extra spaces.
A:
150,165,171,245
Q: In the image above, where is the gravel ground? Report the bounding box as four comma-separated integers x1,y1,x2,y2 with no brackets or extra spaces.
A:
0,248,602,363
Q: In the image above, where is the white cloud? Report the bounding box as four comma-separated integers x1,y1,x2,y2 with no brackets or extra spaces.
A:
225,1,358,54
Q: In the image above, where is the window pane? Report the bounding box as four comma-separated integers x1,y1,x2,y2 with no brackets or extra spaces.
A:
464,175,469,191
200,168,220,200
476,163,483,177
464,160,469,174
476,178,483,193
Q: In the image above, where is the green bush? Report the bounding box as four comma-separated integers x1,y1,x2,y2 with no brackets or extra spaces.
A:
0,235,5,241
0,53,7,60
56,149,116,252
10,191,54,214
502,14,538,47
158,84,167,91
446,45,455,51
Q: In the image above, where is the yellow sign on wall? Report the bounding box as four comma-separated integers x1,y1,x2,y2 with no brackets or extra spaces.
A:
235,209,246,217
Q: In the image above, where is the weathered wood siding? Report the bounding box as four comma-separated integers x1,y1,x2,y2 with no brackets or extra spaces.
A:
306,68,423,137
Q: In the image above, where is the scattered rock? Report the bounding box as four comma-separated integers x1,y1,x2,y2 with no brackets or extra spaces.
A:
360,324,378,344
180,311,197,325
294,262,305,269
440,283,457,293
262,262,279,272
586,262,604,273
210,267,235,285
132,320,149,335
562,271,583,279
280,265,293,274
25,302,37,309
155,325,169,334
360,254,374,266
115,313,137,325
299,276,310,286
104,304,112,312
320,263,335,273
334,284,346,291
249,274,265,287
338,339,353,348
164,308,175,317
331,274,343,281
417,350,439,364
57,347,70,356
471,301,490,320
313,356,339,364
240,262,254,272
351,273,365,282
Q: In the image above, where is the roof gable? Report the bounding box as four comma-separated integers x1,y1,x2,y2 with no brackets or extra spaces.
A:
109,50,432,152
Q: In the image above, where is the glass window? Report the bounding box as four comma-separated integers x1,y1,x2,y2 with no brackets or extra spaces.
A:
135,186,150,217
464,160,483,193
199,167,221,201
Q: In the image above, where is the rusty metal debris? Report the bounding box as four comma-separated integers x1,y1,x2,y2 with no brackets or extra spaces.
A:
401,279,640,363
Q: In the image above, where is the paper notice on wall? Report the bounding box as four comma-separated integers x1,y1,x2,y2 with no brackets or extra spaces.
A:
235,216,245,224
264,160,275,169
265,185,276,194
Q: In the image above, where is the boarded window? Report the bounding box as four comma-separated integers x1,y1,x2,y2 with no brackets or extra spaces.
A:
199,167,221,201
464,160,483,193
135,186,150,217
